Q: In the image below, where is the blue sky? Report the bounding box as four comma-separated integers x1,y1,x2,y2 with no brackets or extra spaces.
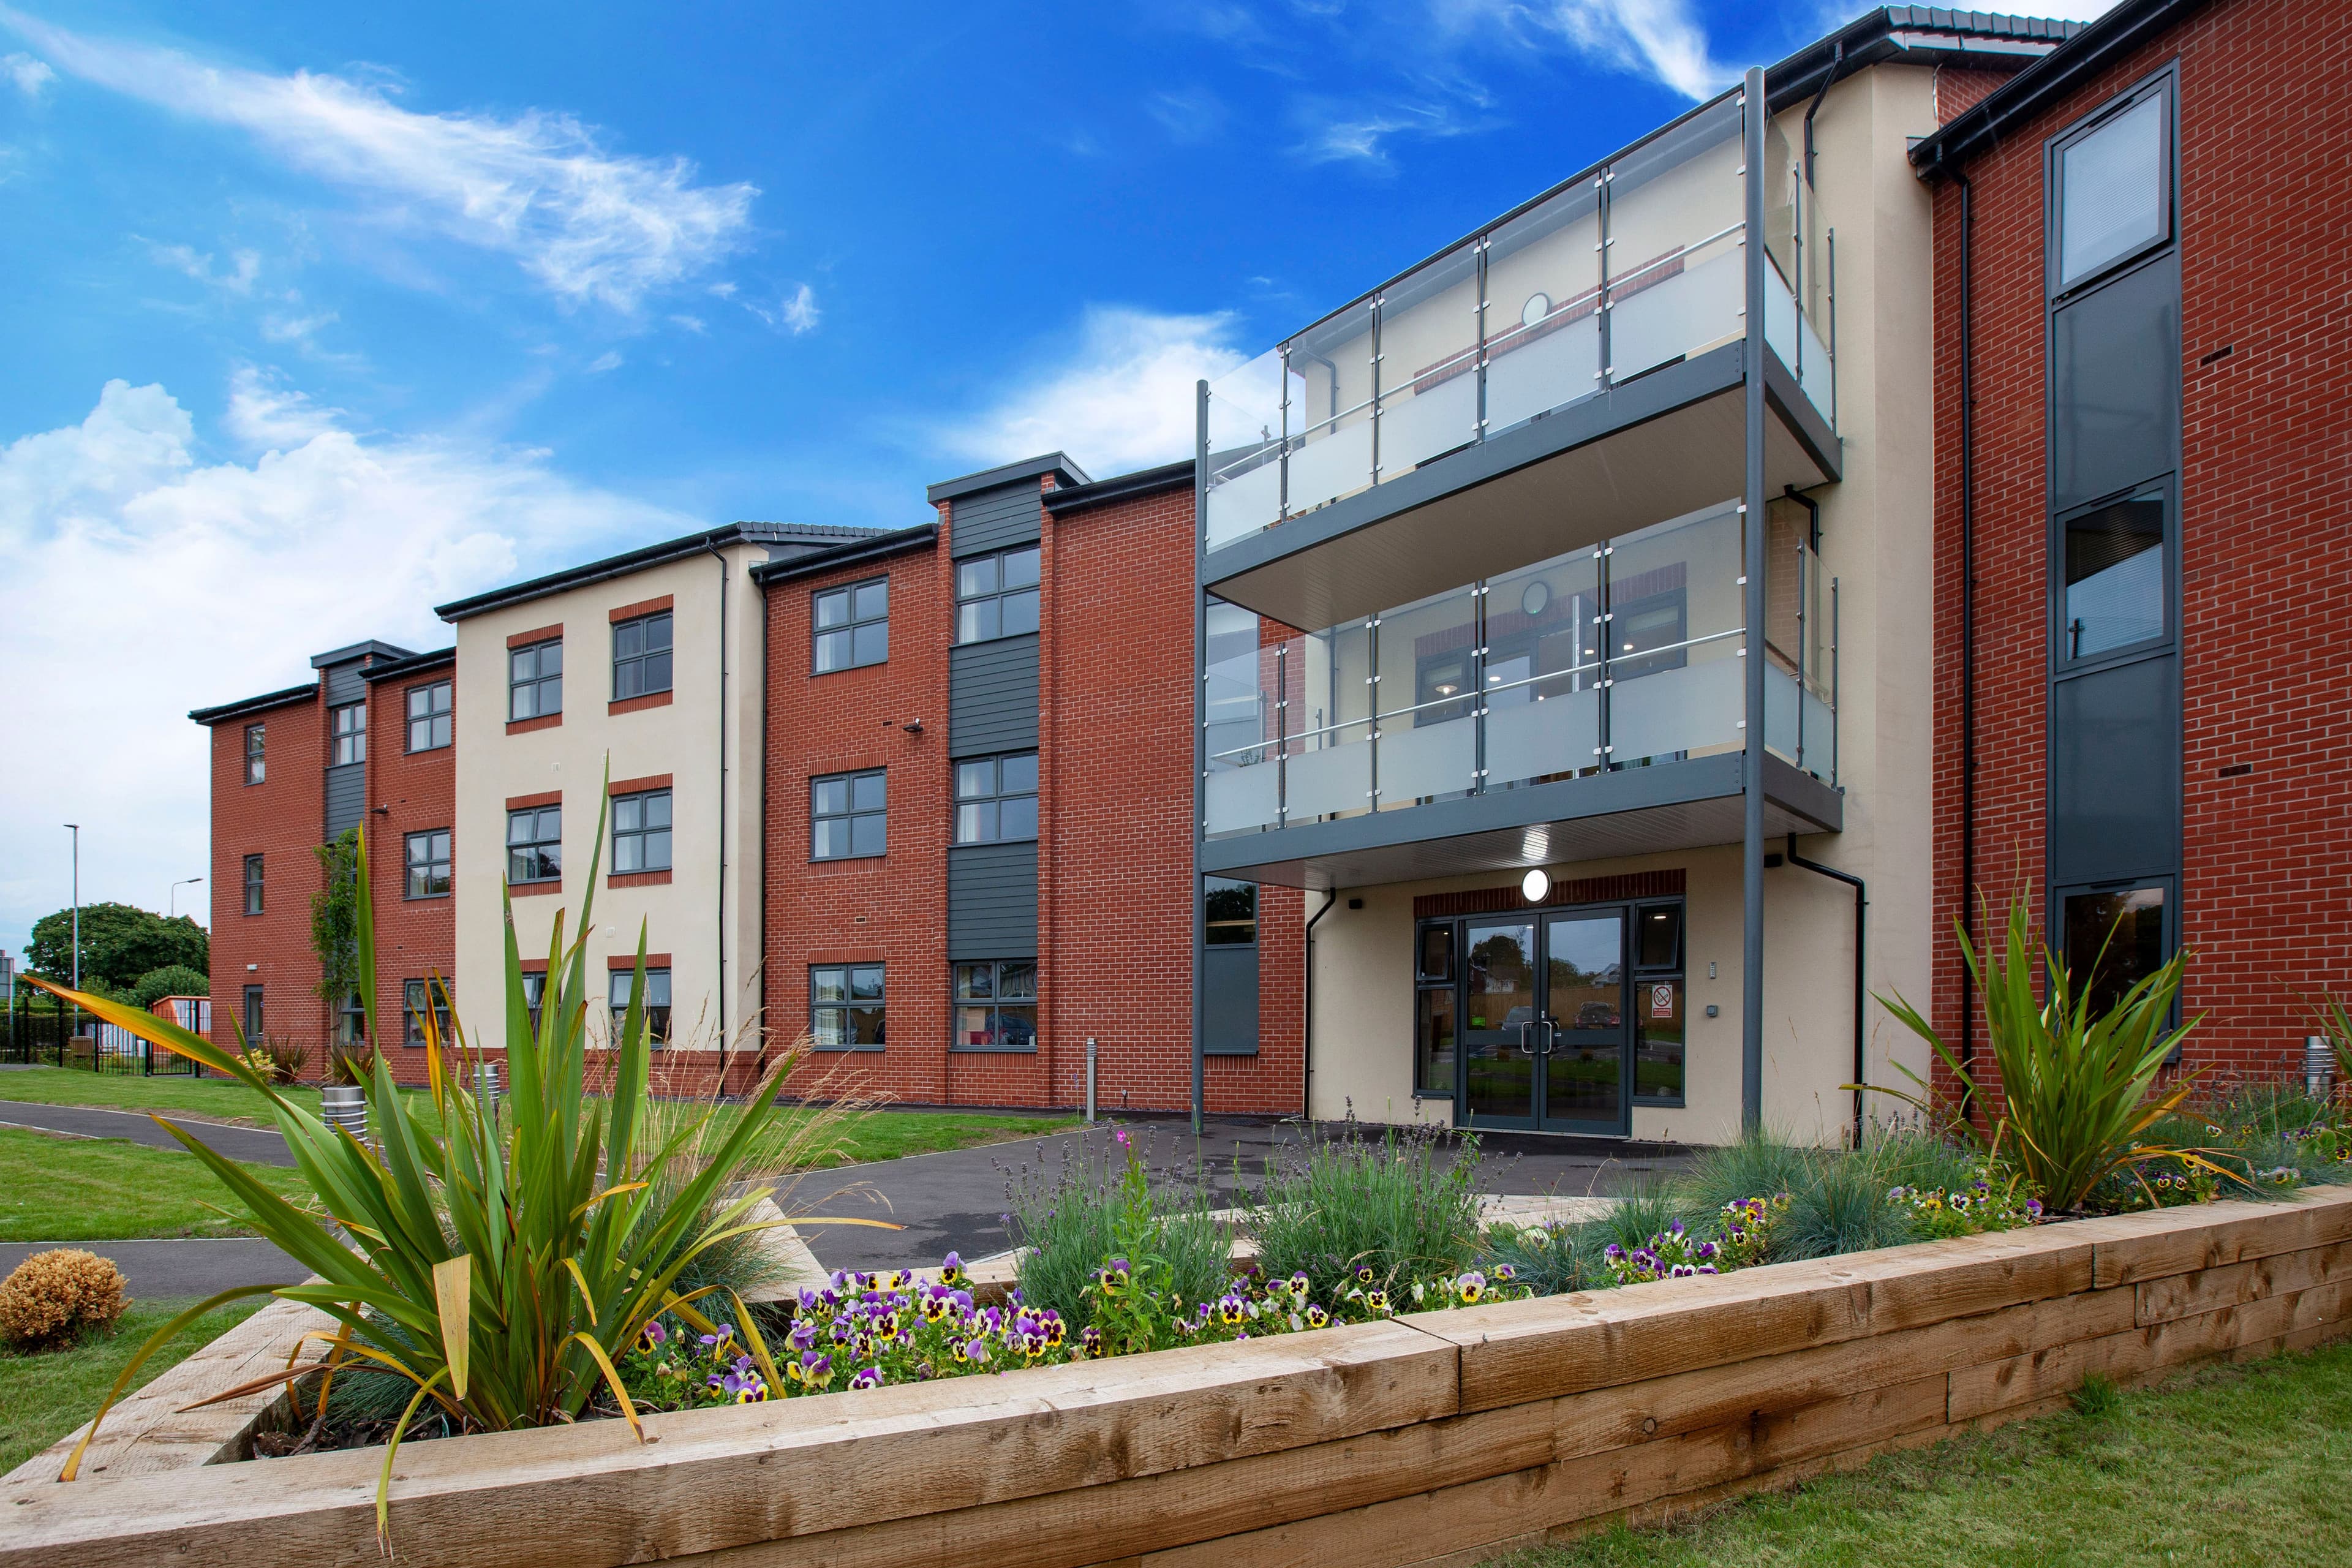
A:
0,0,2112,952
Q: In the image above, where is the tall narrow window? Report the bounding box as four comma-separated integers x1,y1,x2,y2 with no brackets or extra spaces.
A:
811,965,884,1050
1415,922,1456,1096
1632,903,1686,1106
953,961,1037,1049
815,578,889,671
612,790,673,872
510,639,562,721
242,985,264,1042
812,770,887,860
507,806,562,884
2056,86,2169,293
406,680,453,751
244,723,266,785
954,546,1041,644
2060,489,2166,662
953,752,1038,843
330,702,367,765
612,611,673,700
521,973,545,1038
608,968,673,1046
243,854,265,916
405,829,452,899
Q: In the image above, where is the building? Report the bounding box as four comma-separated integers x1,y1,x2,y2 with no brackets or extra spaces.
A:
1189,9,2078,1145
1914,0,2352,1094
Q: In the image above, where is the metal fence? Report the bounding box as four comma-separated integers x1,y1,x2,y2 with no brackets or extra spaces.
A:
1,996,204,1077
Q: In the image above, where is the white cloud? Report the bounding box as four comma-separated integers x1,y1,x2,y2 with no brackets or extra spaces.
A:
1294,99,1477,168
2,7,755,309
1147,87,1227,146
143,240,262,296
586,349,624,373
780,284,819,335
3,49,50,96
0,376,696,948
669,312,707,334
260,307,338,345
1498,0,1729,100
942,306,1246,477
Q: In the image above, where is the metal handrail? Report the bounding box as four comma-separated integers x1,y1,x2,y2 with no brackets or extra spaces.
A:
1602,222,1746,295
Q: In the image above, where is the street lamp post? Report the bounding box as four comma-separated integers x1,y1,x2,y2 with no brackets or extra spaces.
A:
170,876,204,919
63,824,80,993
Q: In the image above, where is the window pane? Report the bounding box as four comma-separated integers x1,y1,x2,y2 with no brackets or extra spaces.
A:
509,813,533,845
539,641,561,676
956,760,993,799
813,819,846,859
2063,886,2167,1019
2060,93,2165,289
852,622,888,666
645,829,670,869
850,772,886,812
956,801,996,842
956,963,991,1000
850,966,884,1001
431,831,450,860
997,796,1038,840
1000,589,1040,638
998,753,1038,795
997,961,1036,1000
1635,907,1682,971
647,971,671,1007
2064,495,2164,658
1002,548,1041,589
958,600,998,643
1418,924,1455,982
609,971,634,1009
645,792,670,827
815,589,848,629
1637,979,1684,1100
853,581,888,621
615,835,642,873
846,1005,885,1046
813,777,848,816
616,660,643,699
646,614,671,651
409,687,429,718
850,813,885,858
617,622,643,659
815,629,850,672
1417,989,1457,1095
955,1005,995,1046
957,558,997,598
511,684,537,720
644,651,671,691
538,808,562,840
512,649,534,682
813,967,846,1003
1206,880,1257,944
614,797,642,833
812,1007,845,1047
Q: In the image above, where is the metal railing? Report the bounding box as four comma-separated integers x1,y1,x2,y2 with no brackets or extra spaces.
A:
2,997,204,1076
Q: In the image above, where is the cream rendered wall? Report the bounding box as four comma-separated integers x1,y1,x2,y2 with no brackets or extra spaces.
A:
450,541,768,1055
1300,64,1944,1147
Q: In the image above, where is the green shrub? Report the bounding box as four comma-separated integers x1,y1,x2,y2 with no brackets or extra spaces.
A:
127,965,209,1010
1243,1122,1485,1300
1009,1128,1229,1328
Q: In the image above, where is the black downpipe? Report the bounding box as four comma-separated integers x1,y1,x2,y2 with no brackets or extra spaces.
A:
1937,150,1980,1114
1784,834,1866,1148
1802,39,1846,184
704,540,731,1092
1300,888,1337,1121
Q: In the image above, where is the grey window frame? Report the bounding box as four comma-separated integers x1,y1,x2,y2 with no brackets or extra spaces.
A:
507,805,562,885
1413,918,1456,1099
954,545,1041,645
810,964,885,1051
2055,875,2179,1048
1205,878,1257,946
951,960,1038,1052
608,966,673,1046
406,680,453,752
812,769,886,861
521,973,545,1038
953,751,1038,844
814,578,889,673
2048,73,2174,301
612,789,673,873
404,829,453,899
330,701,367,766
243,854,264,916
402,978,453,1047
2051,478,2174,674
244,723,266,785
242,985,263,1042
509,638,563,721
612,611,674,701
1630,900,1686,1108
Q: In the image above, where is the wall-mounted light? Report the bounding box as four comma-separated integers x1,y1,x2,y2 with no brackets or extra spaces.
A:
1521,868,1550,903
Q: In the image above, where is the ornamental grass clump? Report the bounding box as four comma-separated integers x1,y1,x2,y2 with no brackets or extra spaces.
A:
1243,1118,1485,1300
1007,1126,1229,1330
29,782,886,1538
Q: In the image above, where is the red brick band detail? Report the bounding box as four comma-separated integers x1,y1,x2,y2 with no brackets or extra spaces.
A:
508,882,562,899
609,773,674,796
608,952,674,969
506,624,563,649
608,691,674,715
1413,868,1686,919
506,714,562,735
607,870,673,889
505,790,562,810
519,959,549,973
610,594,674,623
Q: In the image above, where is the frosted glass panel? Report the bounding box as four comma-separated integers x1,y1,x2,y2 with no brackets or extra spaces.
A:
1485,687,1600,787
1802,685,1836,780
1284,730,1371,820
1611,658,1742,764
1610,247,1743,381
1486,315,1599,431
1374,241,1481,478
1286,416,1372,513
1205,761,1281,834
1798,312,1833,421
1377,715,1476,807
1205,458,1280,549
1764,663,1800,765
1764,260,1798,376
1378,371,1476,475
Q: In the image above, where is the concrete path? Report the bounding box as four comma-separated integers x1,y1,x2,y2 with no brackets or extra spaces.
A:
0,1099,295,1166
0,1238,307,1300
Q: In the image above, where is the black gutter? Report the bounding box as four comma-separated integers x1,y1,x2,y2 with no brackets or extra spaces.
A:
1912,0,2199,175
1939,145,1980,1114
435,522,877,622
1784,834,1867,1150
360,646,456,683
747,523,937,587
1043,459,1195,516
189,682,315,725
1299,888,1337,1120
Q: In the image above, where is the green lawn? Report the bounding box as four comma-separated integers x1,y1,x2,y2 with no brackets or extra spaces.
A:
802,1110,1083,1167
0,1295,268,1476
0,1127,315,1242
1505,1343,2352,1568
0,1066,301,1127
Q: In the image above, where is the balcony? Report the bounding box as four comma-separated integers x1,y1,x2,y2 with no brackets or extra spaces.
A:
1198,498,1840,889
1197,88,1839,636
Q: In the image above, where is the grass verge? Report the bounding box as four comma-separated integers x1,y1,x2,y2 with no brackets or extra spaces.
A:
797,1110,1084,1167
0,1127,314,1242
1501,1341,2352,1567
0,1066,300,1127
0,1295,269,1476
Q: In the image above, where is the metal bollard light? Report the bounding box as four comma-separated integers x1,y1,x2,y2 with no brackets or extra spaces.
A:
1085,1036,1099,1124
2307,1035,2336,1103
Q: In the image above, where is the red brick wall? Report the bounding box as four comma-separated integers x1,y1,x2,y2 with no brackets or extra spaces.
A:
205,692,328,1064
1934,66,2011,125
1929,0,2352,1095
367,665,457,1075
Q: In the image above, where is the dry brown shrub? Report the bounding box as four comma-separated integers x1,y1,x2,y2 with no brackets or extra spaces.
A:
0,1248,130,1346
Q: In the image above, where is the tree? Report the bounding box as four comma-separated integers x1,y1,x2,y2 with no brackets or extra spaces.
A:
312,829,362,1010
24,903,208,995
129,965,213,1009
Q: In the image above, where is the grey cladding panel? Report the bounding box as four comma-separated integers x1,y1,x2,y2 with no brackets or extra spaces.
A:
323,763,367,841
322,661,368,707
1202,945,1260,1055
2050,654,2178,886
949,636,1039,756
948,842,1038,959
2051,256,2179,512
949,484,1042,559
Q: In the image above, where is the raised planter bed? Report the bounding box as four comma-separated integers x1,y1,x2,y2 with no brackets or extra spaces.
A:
7,1186,2349,1568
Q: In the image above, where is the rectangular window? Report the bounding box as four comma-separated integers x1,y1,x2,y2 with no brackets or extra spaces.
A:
953,752,1038,843
2056,85,2169,294
244,723,266,785
241,986,263,1042
1633,903,1685,1106
815,578,889,672
404,829,452,899
509,639,562,721
612,611,673,701
2060,487,2166,663
812,770,886,860
337,991,367,1047
243,854,264,916
612,790,673,872
2062,884,2170,1021
1415,920,1455,1096
608,967,673,1046
330,701,367,766
1205,878,1257,945
402,978,453,1047
954,546,1041,644
811,964,884,1050
953,961,1037,1050
521,973,545,1038
507,805,561,884
407,680,453,752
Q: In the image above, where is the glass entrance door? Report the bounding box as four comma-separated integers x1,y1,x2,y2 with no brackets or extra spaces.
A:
1455,910,1630,1133
1461,919,1539,1125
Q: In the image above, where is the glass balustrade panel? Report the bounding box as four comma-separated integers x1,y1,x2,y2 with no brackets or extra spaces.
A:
1605,500,1745,766
1605,97,1744,382
1373,242,1482,481
1373,583,1480,810
1281,621,1373,822
1202,600,1281,834
1284,301,1376,516
1204,348,1285,549
1483,182,1604,433
1483,546,1605,789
